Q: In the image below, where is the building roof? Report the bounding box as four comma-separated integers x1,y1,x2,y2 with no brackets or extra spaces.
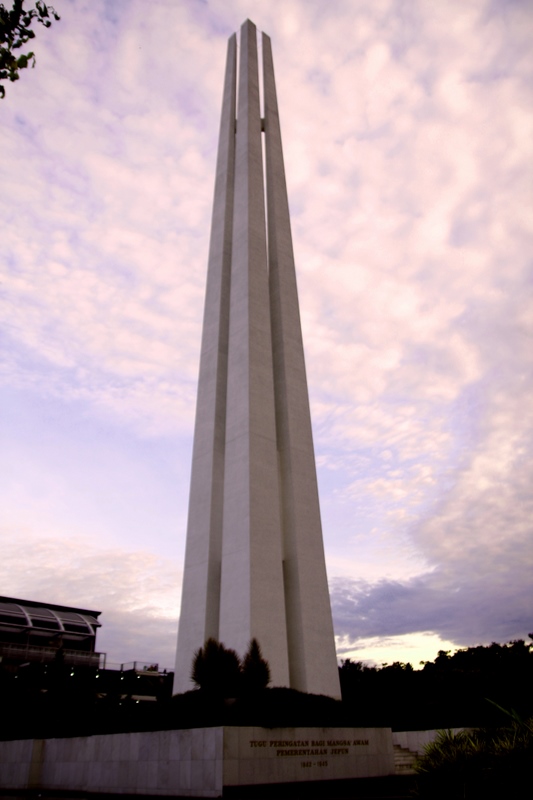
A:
0,595,101,637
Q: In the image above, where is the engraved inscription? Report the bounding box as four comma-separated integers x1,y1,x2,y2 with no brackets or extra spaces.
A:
247,738,370,758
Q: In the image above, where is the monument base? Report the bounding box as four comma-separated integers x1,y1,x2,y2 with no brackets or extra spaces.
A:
0,726,395,797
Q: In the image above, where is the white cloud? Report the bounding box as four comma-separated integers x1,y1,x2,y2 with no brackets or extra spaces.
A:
337,632,459,668
0,528,181,669
1,0,532,668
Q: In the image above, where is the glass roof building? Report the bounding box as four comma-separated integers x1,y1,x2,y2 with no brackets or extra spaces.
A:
0,595,102,668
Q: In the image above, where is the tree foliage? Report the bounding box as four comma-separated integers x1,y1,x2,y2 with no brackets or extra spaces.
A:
415,715,533,798
190,638,241,698
241,638,271,693
0,0,60,98
339,638,533,730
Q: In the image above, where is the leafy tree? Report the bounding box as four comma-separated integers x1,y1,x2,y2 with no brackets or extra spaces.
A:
190,638,241,698
0,0,60,98
241,638,271,693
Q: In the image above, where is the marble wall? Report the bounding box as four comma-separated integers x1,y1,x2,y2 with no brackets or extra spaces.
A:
0,728,223,797
392,728,466,755
0,725,404,797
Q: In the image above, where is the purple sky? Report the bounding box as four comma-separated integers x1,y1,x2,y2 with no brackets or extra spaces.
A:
1,0,532,673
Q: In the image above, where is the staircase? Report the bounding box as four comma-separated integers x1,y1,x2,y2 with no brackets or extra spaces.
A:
393,743,418,775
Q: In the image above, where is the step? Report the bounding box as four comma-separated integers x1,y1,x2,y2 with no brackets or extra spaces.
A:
393,744,418,776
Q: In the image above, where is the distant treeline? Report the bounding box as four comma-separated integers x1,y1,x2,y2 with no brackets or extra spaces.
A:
339,637,533,731
1,637,531,739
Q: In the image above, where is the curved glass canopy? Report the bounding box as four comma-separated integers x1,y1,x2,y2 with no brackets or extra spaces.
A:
0,598,101,637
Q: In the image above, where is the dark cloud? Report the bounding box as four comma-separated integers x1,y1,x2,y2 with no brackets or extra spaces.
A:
331,567,532,652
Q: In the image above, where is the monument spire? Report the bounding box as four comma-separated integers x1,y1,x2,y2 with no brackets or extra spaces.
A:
174,20,340,699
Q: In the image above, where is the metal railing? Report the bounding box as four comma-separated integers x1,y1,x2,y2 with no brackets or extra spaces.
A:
105,661,172,675
0,643,173,676
0,642,105,668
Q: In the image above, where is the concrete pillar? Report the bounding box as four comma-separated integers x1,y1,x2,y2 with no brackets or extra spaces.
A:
218,19,290,687
173,34,236,692
263,32,340,698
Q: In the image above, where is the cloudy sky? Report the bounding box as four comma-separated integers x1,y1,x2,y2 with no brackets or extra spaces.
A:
1,0,532,676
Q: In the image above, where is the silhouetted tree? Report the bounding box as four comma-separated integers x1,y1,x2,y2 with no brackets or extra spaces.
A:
190,638,241,698
1,0,60,97
339,638,533,730
241,638,270,693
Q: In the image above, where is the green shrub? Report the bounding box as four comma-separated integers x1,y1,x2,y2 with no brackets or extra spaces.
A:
415,717,533,798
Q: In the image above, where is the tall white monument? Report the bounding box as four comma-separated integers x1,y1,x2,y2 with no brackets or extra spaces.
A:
174,19,341,700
